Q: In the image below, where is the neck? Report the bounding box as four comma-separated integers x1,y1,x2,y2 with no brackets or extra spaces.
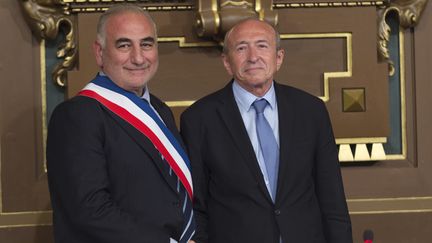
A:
238,80,273,97
131,88,145,97
250,86,270,97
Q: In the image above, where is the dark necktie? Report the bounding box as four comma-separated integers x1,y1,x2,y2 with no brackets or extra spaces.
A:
168,166,196,243
144,98,195,242
253,99,279,201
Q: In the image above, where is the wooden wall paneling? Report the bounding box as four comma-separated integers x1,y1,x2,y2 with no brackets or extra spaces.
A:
6,0,432,242
0,0,53,242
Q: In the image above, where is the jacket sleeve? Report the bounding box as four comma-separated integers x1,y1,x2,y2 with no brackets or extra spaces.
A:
180,108,209,243
46,99,169,243
314,100,353,243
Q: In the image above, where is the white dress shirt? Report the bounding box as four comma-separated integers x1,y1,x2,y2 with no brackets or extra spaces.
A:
232,80,279,200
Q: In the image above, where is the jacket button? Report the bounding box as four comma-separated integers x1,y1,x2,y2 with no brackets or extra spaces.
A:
274,209,281,216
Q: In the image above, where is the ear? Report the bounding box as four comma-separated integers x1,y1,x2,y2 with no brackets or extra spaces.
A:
93,41,104,67
275,49,285,71
222,53,233,76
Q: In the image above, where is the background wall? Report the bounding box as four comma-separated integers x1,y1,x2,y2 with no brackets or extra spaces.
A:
1,0,431,242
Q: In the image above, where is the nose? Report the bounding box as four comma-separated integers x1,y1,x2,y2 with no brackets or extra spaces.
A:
247,47,259,63
130,46,144,65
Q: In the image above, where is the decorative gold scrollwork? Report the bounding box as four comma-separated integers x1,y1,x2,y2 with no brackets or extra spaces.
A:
196,0,278,40
378,0,428,76
20,0,76,87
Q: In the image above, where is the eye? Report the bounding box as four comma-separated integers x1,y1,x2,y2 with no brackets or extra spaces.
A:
117,42,131,51
236,45,247,52
141,41,154,50
258,43,269,49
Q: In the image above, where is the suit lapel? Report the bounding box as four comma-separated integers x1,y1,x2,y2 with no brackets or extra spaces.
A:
274,83,295,204
102,104,179,194
217,82,274,203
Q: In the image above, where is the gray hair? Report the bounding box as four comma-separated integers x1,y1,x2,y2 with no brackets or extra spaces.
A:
222,18,281,54
96,4,157,47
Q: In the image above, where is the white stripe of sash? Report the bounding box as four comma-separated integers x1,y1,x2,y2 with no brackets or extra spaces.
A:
83,83,193,193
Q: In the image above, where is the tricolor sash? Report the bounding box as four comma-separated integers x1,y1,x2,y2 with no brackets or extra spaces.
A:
78,75,193,200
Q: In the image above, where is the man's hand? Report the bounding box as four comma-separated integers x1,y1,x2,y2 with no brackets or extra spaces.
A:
188,241,196,243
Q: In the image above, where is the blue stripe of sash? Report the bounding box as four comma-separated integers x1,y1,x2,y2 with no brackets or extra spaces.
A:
91,74,191,170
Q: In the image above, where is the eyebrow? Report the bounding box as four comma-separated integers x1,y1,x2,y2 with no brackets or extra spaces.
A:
115,37,155,46
115,38,131,46
141,37,155,43
235,39,269,46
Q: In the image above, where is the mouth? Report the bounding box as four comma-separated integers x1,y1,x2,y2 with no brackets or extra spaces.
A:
125,64,150,71
124,67,150,74
244,66,264,72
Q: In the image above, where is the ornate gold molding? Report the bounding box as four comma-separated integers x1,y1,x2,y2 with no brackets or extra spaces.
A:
20,0,76,87
196,0,277,40
274,1,385,8
69,5,194,13
378,0,428,76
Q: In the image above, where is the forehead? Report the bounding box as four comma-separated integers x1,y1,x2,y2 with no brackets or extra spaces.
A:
228,21,276,45
105,12,155,38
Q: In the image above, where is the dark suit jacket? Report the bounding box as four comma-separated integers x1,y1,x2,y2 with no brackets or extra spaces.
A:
47,94,185,243
180,81,352,243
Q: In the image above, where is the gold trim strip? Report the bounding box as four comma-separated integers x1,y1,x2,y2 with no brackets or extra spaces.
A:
41,40,48,173
280,33,352,102
348,197,432,214
385,154,406,160
336,137,387,144
348,196,432,202
0,211,52,228
70,5,194,13
165,100,195,107
350,209,432,215
399,29,407,160
158,37,218,48
274,1,385,8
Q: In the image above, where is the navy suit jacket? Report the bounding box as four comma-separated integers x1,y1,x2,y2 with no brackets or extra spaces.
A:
47,94,185,243
180,81,352,243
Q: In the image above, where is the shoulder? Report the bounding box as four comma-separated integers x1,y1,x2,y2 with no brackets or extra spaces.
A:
49,96,106,129
275,82,326,110
149,94,166,107
52,96,102,116
182,87,227,118
149,93,175,119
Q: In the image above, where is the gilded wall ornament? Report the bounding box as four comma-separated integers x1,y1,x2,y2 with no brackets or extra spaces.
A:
378,0,428,76
20,0,76,87
195,0,278,40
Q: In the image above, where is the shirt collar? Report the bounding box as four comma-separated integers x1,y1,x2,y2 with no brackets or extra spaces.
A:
232,80,277,112
99,71,151,103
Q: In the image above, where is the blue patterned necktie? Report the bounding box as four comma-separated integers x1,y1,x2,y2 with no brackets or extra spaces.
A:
253,99,279,201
